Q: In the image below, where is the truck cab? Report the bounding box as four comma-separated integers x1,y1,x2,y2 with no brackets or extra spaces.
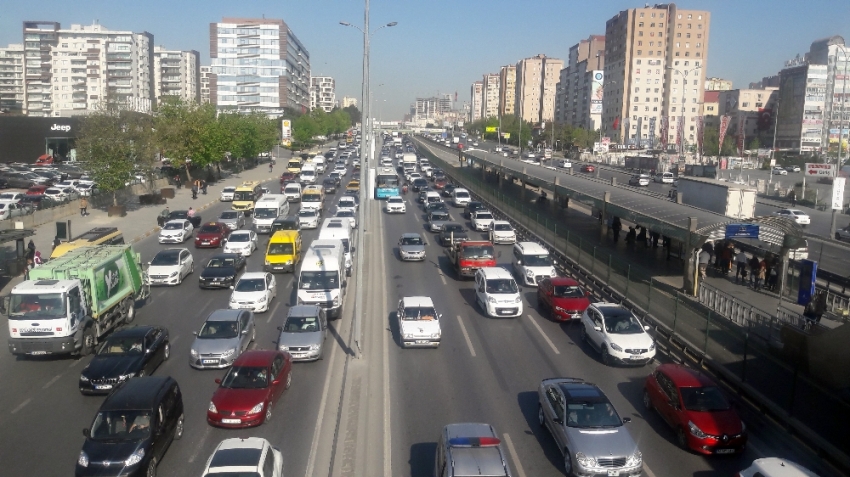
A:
446,241,496,279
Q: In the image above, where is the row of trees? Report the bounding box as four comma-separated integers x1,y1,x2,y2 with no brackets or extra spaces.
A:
465,115,598,151
289,106,357,150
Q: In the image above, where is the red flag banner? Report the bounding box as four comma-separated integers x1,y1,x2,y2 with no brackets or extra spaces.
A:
676,115,684,148
612,116,620,130
660,116,669,149
719,115,731,154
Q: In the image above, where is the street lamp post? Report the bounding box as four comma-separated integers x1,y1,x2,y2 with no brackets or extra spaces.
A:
828,45,848,238
667,65,701,162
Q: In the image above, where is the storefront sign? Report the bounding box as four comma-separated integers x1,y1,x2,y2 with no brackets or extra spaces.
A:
50,124,71,132
805,163,835,176
724,224,759,239
832,177,845,210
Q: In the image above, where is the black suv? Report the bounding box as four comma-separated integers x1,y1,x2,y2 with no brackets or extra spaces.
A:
77,376,184,477
270,215,300,234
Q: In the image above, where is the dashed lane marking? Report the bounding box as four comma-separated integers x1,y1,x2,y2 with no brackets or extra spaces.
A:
68,358,83,368
526,314,560,354
267,301,281,323
502,433,527,477
187,425,213,463
456,315,477,357
11,398,31,414
43,374,62,389
440,275,447,285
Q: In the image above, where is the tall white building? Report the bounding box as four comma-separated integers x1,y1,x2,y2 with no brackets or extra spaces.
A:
499,65,516,116
153,46,199,104
22,21,60,116
470,81,483,121
341,96,357,108
482,73,500,119
210,17,310,116
310,76,335,112
0,44,24,113
556,35,605,131
200,66,212,104
515,54,563,124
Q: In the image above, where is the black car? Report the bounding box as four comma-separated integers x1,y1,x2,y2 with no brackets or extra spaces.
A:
464,201,487,219
424,202,450,214
271,215,300,234
439,223,469,246
199,253,246,289
79,326,170,395
441,184,457,198
160,209,202,228
411,178,429,192
323,177,338,194
77,376,183,477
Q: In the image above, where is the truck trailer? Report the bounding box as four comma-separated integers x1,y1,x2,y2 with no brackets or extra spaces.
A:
676,177,757,219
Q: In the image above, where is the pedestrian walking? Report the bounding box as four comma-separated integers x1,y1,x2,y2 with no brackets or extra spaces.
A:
789,189,797,207
626,226,637,249
52,236,61,251
755,259,767,291
698,249,711,281
713,241,724,272
748,255,761,287
187,207,195,218
734,249,748,283
636,226,647,247
26,239,35,262
202,180,208,195
79,197,88,216
803,292,827,327
612,217,622,243
191,180,198,199
720,244,733,276
33,251,43,267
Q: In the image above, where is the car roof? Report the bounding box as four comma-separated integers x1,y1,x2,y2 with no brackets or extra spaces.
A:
287,305,322,317
232,349,278,367
516,242,547,254
745,458,819,477
477,267,513,279
206,309,243,322
556,381,610,403
101,376,174,411
401,232,423,238
155,248,183,258
239,272,267,280
591,302,634,318
230,229,252,235
401,296,435,307
164,219,187,225
546,277,580,286
209,438,267,469
656,363,716,387
108,325,156,339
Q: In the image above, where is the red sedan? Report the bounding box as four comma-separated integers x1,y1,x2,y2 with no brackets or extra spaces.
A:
194,222,230,248
644,363,747,455
279,171,296,184
433,177,448,190
581,164,595,173
536,277,591,321
207,350,292,428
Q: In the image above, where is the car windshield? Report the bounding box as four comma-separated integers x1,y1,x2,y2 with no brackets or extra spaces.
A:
388,197,403,204
90,411,152,441
463,245,494,259
486,279,518,294
97,336,145,355
272,221,298,232
207,257,237,268
303,194,321,202
566,402,622,428
299,210,318,217
443,225,464,233
336,210,353,217
199,225,221,233
553,285,584,298
285,186,300,194
220,211,238,219
680,386,731,412
299,271,339,290
254,208,277,218
268,242,294,255
233,191,254,201
220,366,269,389
402,306,437,321
524,254,552,266
494,223,513,231
163,222,184,230
476,213,493,221
401,236,423,245
455,191,469,198
283,315,321,332
198,320,238,339
9,292,66,318
229,233,250,242
222,187,235,193
151,251,180,266
235,278,266,292
603,312,644,334
431,212,448,219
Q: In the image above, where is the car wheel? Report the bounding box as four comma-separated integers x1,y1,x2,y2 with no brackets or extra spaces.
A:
264,403,273,423
564,450,575,477
538,404,546,428
580,324,588,343
602,346,613,366
174,413,184,439
80,328,96,356
643,389,653,411
146,457,157,477
677,427,689,450
285,371,292,390
164,343,170,360
124,298,136,323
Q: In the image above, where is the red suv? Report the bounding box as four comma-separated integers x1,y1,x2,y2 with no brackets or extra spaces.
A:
194,222,230,248
536,277,590,321
207,350,292,428
26,185,48,196
581,164,595,173
644,363,747,455
279,171,296,184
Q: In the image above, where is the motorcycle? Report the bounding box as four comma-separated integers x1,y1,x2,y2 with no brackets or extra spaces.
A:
402,184,409,194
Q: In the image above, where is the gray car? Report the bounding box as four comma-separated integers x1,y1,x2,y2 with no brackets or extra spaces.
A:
398,233,426,261
189,309,256,369
428,210,451,232
538,377,643,477
276,305,327,361
218,210,245,230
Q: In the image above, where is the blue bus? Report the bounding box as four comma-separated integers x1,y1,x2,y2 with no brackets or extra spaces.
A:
375,167,400,199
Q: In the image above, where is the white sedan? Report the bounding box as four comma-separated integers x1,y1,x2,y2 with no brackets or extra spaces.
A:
297,208,321,229
159,219,194,243
229,272,277,313
384,196,406,214
223,230,258,256
147,248,194,286
771,167,788,175
773,208,810,226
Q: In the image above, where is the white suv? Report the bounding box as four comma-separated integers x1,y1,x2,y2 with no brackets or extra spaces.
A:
202,437,283,476
452,188,471,207
580,303,655,366
511,242,556,286
397,296,442,347
489,220,516,244
474,267,523,318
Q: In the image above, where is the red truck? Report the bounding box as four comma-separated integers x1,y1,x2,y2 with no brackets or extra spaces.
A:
445,240,496,279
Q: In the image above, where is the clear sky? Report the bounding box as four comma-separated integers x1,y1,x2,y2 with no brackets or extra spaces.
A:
2,0,848,120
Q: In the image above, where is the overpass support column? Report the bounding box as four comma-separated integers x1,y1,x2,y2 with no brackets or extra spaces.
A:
682,217,698,296
552,177,561,215
521,167,528,202
600,191,611,239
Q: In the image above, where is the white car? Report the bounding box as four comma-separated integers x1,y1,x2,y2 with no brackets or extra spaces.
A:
0,200,28,220
229,272,277,313
223,230,258,256
298,208,321,229
335,209,357,229
489,220,516,244
472,141,479,146
220,186,236,202
397,296,442,348
580,303,656,366
384,195,406,213
474,267,523,318
337,197,357,214
147,248,194,286
0,192,24,202
771,166,788,175
511,242,556,286
471,210,495,232
773,208,810,226
406,171,423,183
55,180,81,191
159,219,194,243
629,174,651,186
654,172,675,184
202,437,283,477
76,183,96,196
738,458,818,477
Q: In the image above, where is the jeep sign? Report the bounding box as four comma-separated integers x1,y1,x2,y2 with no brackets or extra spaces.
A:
50,124,71,132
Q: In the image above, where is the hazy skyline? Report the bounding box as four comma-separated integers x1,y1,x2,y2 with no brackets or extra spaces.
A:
3,0,848,120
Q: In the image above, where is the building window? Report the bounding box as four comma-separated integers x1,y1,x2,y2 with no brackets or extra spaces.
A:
688,24,692,29
633,106,638,111
660,13,664,18
678,14,682,19
696,52,701,57
692,107,697,112
659,22,664,27
637,50,642,55
638,41,643,47
657,50,662,55
654,97,659,102
648,50,653,56
742,102,749,107
698,14,702,19
676,42,680,47
674,79,678,85
639,22,644,27
698,24,702,29
638,31,643,36
677,33,682,37
685,52,690,57
672,107,677,112
645,106,649,111
659,32,663,38
684,61,689,66
640,12,645,17
686,42,690,48
697,34,702,38
653,106,658,111
695,61,701,67
688,14,693,19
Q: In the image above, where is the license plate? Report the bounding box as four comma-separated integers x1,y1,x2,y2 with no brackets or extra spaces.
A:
499,310,512,315
716,449,735,454
29,351,48,355
221,418,241,424
95,384,113,390
415,340,430,344
202,242,210,245
202,359,218,364
607,471,620,476
630,355,642,360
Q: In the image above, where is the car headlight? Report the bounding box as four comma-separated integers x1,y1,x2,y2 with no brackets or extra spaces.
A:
279,344,288,351
285,260,293,265
265,260,271,266
403,332,414,339
249,402,265,414
609,342,623,352
124,448,145,467
487,296,497,304
431,332,441,339
297,297,304,305
79,374,90,382
649,341,656,351
550,268,557,276
525,269,534,278
308,344,320,350
333,296,341,306
78,451,89,467
514,296,522,304
220,348,236,358
258,296,267,303
625,450,642,467
208,401,217,413
190,349,199,358
688,420,708,439
554,306,567,313
169,271,179,277
119,373,135,381
575,452,596,468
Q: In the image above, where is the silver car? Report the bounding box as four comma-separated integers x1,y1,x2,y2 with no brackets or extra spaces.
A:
189,309,256,369
218,210,245,230
277,305,327,361
398,233,426,261
538,377,643,476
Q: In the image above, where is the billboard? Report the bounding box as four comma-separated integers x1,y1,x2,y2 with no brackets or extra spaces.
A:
486,126,497,132
281,120,292,140
832,177,845,210
590,71,604,114
805,163,835,176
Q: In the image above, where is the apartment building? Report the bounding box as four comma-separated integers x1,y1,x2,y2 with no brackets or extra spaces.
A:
200,65,211,104
22,21,60,116
556,35,605,130
153,46,199,104
341,96,357,108
210,17,310,116
704,77,732,91
499,65,516,116
470,81,483,121
0,44,24,113
515,54,563,124
310,76,335,112
601,4,710,149
703,90,719,130
482,73,500,119
718,87,779,149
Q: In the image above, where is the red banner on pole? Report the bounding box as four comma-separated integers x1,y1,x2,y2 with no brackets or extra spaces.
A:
719,115,731,154
660,116,669,149
676,115,684,149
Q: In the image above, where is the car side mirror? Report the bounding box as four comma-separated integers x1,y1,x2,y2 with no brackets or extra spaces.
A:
593,326,602,332
147,261,152,266
229,285,234,290
644,325,650,331
215,378,222,384
623,417,632,423
82,428,90,437
553,417,562,424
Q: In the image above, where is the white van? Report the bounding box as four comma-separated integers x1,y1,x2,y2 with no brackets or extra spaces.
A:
452,188,471,207
253,194,290,234
312,156,326,174
474,267,523,318
300,185,325,212
298,241,346,319
510,241,556,286
299,164,317,185
283,182,302,202
654,172,675,184
319,218,353,275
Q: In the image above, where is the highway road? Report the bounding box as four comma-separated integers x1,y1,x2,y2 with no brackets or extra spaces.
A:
0,139,840,476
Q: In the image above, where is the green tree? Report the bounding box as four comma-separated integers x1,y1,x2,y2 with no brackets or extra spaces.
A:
343,105,361,125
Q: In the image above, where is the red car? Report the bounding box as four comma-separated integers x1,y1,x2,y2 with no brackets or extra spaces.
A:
644,363,747,455
581,164,595,173
433,177,448,190
194,222,230,248
26,185,48,196
207,350,292,428
279,171,296,184
536,277,591,321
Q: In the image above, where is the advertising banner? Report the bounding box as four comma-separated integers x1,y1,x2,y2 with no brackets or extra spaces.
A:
591,71,604,114
648,117,656,149
696,116,704,156
719,115,731,153
660,116,669,149
724,224,759,239
737,117,745,156
636,117,643,148
804,163,835,176
797,260,818,306
832,177,845,210
281,120,292,140
757,148,772,158
624,118,631,143
501,133,511,139
676,115,684,149
485,126,497,132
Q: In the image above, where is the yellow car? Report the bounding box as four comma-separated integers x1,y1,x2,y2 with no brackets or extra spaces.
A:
346,180,360,193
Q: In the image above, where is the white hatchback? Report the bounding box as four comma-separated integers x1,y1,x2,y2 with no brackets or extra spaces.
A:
489,220,516,244
223,230,258,256
202,437,283,477
580,303,656,366
229,272,277,313
159,219,194,243
474,267,523,318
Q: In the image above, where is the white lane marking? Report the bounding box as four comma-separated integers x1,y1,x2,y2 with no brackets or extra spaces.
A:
304,320,341,476
187,425,213,463
379,206,392,477
644,463,658,477
440,275,447,285
169,335,179,346
68,358,83,368
43,374,62,389
267,301,281,323
456,315,477,357
502,433,527,477
526,314,560,355
11,398,31,414
747,438,766,458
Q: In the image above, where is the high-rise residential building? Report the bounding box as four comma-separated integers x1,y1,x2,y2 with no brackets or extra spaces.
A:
556,35,605,130
470,81,483,121
438,94,453,114
718,87,779,150
210,17,310,116
703,90,720,130
0,44,24,113
499,65,516,117
310,76,335,112
704,77,732,91
601,4,711,149
153,46,199,104
341,96,357,108
515,54,563,124
22,21,60,116
414,97,439,119
482,73,500,119
200,66,212,104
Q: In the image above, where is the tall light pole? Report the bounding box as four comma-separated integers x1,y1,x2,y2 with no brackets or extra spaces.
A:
828,44,848,238
667,65,701,161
